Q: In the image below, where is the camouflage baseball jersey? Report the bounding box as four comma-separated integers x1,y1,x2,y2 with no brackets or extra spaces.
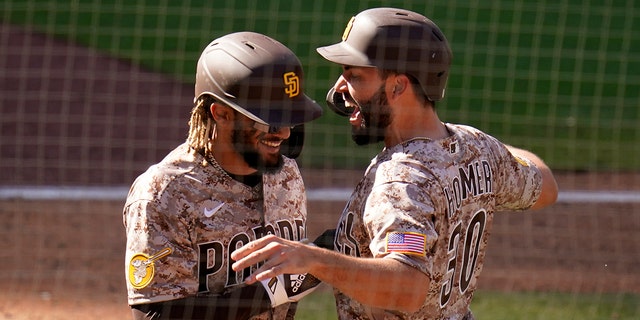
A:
123,143,307,319
333,124,542,320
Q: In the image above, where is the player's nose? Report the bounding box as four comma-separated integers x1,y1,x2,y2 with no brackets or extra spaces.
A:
333,75,348,94
267,126,291,139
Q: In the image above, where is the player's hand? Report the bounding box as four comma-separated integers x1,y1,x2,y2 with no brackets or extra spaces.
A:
231,234,314,284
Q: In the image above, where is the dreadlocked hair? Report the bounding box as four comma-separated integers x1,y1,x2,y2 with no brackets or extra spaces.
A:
186,95,216,156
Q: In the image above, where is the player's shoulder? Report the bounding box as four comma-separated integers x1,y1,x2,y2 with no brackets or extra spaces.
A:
262,156,304,191
373,150,435,187
125,143,206,206
281,155,300,168
372,124,503,186
446,123,510,155
271,156,303,178
447,123,493,140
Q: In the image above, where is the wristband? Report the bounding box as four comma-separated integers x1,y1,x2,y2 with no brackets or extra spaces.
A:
260,274,290,307
259,273,322,307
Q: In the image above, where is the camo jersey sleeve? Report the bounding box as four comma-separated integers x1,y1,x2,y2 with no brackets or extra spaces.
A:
483,135,542,211
364,155,439,274
123,143,307,319
124,144,200,305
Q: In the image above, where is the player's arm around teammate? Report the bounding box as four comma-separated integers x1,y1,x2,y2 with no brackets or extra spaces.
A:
232,234,430,312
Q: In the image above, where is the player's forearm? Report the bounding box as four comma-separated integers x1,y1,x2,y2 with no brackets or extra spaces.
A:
308,248,428,312
231,234,428,312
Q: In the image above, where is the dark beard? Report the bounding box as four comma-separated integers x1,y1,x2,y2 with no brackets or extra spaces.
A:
232,122,284,173
351,85,392,146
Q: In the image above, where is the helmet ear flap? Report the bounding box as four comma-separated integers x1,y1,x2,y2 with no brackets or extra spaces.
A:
325,87,352,117
281,124,305,159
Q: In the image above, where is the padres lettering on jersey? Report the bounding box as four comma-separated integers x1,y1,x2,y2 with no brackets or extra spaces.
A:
196,218,304,293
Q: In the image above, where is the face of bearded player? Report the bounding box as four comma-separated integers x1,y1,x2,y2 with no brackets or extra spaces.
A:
231,115,288,173
349,83,392,146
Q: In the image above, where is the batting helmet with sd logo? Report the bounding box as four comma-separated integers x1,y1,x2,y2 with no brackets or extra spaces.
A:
195,31,322,129
317,7,452,114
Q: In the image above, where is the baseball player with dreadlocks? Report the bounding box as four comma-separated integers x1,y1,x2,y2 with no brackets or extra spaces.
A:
231,8,559,319
123,32,322,319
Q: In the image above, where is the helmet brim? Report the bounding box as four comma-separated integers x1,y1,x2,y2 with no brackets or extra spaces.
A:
316,42,373,68
197,90,323,128
258,94,323,127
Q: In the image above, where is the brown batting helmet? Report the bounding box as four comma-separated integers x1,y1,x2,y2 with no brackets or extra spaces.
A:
317,7,452,102
195,32,322,129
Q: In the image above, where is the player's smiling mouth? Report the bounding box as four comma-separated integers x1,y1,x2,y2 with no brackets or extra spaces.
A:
260,139,282,148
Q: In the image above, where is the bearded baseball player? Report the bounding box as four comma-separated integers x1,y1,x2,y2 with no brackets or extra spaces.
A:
123,31,322,319
231,7,559,320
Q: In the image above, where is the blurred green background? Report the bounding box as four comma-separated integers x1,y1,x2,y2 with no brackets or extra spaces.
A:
2,0,638,171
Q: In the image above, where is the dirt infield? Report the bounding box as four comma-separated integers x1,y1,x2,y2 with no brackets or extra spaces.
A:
1,171,639,319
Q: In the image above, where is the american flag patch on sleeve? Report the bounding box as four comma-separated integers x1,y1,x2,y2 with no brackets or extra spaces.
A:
386,232,427,256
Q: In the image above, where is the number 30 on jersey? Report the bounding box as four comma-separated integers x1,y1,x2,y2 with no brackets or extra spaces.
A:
440,209,487,307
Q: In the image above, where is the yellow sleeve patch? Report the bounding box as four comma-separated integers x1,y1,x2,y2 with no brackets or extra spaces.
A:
128,247,172,289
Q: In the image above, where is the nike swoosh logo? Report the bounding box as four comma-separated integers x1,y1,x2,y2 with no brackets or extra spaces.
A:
203,202,225,218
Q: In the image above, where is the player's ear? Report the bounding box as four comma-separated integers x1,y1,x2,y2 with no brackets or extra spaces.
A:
390,75,409,97
211,103,233,124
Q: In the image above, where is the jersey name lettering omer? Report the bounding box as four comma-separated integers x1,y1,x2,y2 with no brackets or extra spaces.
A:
443,160,492,219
